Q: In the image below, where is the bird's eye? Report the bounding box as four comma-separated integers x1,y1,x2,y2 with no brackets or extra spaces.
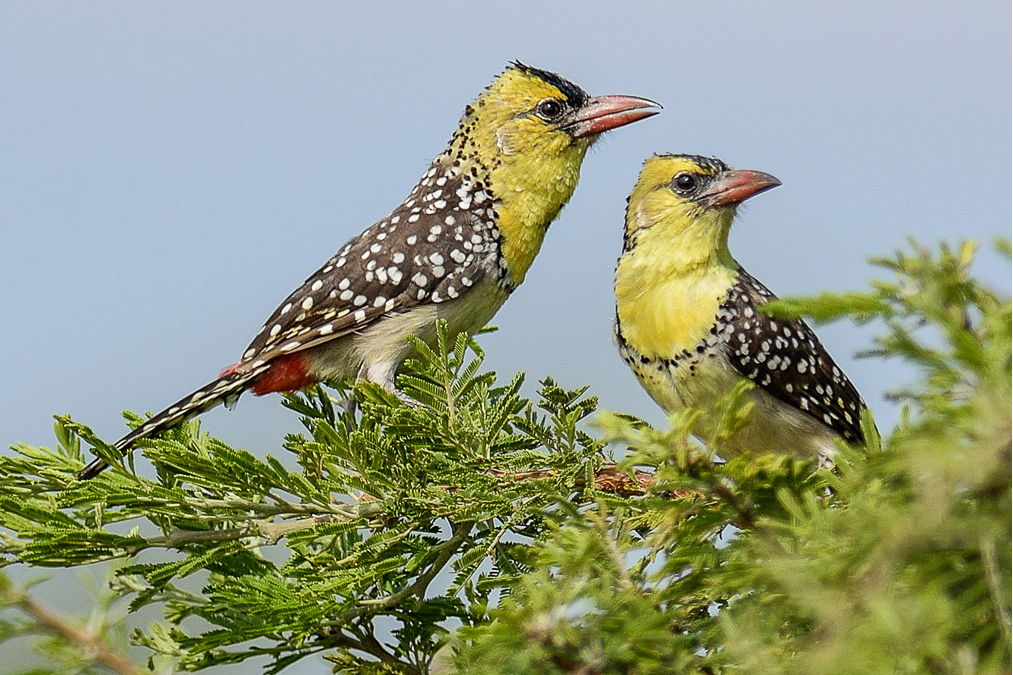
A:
535,98,564,120
672,173,698,194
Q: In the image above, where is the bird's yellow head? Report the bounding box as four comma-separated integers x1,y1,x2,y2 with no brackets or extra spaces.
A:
623,154,781,270
451,62,660,283
615,154,780,359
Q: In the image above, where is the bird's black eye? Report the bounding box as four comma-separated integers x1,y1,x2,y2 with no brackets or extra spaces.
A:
672,172,698,194
535,98,565,120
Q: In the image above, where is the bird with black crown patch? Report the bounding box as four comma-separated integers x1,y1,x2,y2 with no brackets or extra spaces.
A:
79,62,661,479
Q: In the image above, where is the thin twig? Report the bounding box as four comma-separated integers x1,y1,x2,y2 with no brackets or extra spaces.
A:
8,588,143,675
357,521,473,609
980,535,1012,645
356,629,422,675
488,465,658,495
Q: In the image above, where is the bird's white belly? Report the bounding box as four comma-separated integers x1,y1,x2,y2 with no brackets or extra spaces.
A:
308,277,509,388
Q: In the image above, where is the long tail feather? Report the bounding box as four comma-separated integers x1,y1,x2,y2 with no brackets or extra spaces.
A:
77,366,267,480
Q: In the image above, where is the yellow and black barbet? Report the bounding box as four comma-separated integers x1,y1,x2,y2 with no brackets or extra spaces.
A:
614,154,869,464
79,63,660,479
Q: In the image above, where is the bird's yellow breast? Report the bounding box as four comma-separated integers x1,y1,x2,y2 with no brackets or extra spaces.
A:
493,155,583,283
615,259,736,358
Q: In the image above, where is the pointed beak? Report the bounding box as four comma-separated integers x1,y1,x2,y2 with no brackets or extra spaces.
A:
561,94,662,138
699,169,781,208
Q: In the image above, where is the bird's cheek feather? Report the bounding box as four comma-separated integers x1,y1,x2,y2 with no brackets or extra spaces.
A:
495,126,517,155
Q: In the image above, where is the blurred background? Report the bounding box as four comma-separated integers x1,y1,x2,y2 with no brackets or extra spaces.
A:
1,1,1009,672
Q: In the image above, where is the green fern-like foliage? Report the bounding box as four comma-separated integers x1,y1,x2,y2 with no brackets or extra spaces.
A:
1,240,1009,674
455,240,1011,674
1,324,624,673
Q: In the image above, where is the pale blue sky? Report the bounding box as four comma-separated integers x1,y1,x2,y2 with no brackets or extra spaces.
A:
1,1,1009,671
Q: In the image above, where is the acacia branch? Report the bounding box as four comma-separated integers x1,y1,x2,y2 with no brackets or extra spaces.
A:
489,464,658,495
322,521,474,635
132,501,385,551
6,586,143,675
355,521,473,611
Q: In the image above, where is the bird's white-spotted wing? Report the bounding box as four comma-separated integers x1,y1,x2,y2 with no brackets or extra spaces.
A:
718,269,867,443
237,160,504,370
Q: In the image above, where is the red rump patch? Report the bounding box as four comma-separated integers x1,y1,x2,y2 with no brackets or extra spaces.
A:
249,353,316,395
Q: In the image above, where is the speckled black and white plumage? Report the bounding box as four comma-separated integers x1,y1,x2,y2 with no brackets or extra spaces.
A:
239,155,507,371
614,153,871,463
81,152,510,477
717,270,865,443
79,63,661,479
615,267,868,460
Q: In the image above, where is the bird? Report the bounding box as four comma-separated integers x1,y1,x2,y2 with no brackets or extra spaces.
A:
78,62,660,480
613,153,869,464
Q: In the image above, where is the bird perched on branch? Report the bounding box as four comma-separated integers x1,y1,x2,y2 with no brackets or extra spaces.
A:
79,63,660,479
614,154,869,463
